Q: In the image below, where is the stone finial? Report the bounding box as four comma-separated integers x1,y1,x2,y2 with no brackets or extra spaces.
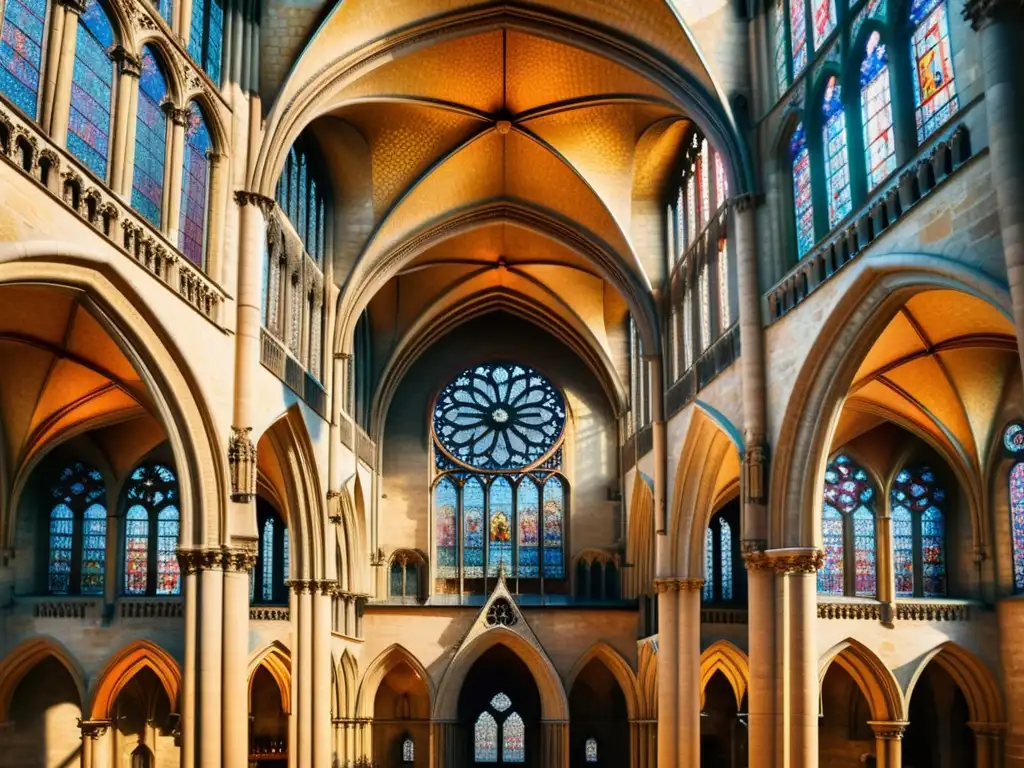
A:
228,426,257,503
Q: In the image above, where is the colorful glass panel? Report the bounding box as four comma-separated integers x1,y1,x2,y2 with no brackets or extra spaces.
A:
543,477,564,578
676,187,686,256
502,712,525,763
585,738,598,763
131,46,168,228
703,526,713,602
683,289,692,369
156,506,180,595
699,264,711,349
891,505,914,596
433,363,566,470
154,0,171,24
820,455,876,595
81,504,106,594
822,76,852,227
48,504,74,594
720,517,733,601
488,477,513,577
402,738,414,763
0,0,47,118
517,479,540,578
282,528,289,584
791,122,814,257
812,0,836,49
261,516,275,601
1007,423,1024,454
774,0,788,93
892,465,946,597
686,173,697,243
718,240,730,332
68,0,113,179
910,0,957,143
390,562,402,598
205,0,222,84
790,0,807,75
188,0,204,65
464,477,485,578
715,152,728,208
434,477,458,578
921,506,946,597
860,32,896,189
699,140,711,224
474,711,498,762
853,506,876,596
180,102,211,268
124,505,149,595
818,504,844,594
1013,461,1024,590
491,693,512,712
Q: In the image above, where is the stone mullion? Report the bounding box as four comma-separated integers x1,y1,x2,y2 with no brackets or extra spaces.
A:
164,107,189,246
108,47,139,200
44,0,83,143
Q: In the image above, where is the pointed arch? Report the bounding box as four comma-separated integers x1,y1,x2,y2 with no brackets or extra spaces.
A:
0,637,87,721
564,642,640,720
88,639,181,719
249,641,292,713
624,471,654,599
699,640,748,710
335,649,359,719
818,638,905,722
356,644,433,719
905,642,1003,723
637,639,658,720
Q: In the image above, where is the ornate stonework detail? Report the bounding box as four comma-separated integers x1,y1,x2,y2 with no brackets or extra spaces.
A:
287,579,315,594
742,439,768,504
250,606,290,621
895,602,971,621
55,0,87,13
771,549,824,574
327,490,343,524
223,546,258,572
163,103,191,127
133,7,158,31
78,720,110,738
228,426,257,503
235,190,275,216
868,721,908,740
817,601,881,620
653,577,705,592
962,0,1023,28
110,45,141,77
485,597,518,627
741,547,772,571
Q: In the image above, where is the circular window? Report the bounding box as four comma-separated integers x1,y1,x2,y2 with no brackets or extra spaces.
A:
433,363,565,470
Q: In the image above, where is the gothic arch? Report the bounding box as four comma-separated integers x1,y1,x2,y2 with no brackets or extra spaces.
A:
434,628,570,721
905,642,1004,723
637,640,659,720
88,639,181,719
0,637,87,721
699,640,749,710
356,644,434,719
769,253,1011,548
818,638,905,722
335,649,358,719
564,642,640,720
624,472,654,599
249,642,292,713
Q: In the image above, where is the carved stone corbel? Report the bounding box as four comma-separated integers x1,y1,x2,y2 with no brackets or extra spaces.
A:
228,426,257,503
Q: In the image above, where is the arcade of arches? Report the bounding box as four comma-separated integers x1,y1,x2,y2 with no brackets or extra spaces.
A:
1,0,1024,766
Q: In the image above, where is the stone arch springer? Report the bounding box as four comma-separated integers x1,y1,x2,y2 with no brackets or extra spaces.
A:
564,642,640,720
355,643,434,720
0,250,227,548
818,638,906,722
249,641,292,713
699,640,749,711
88,638,181,720
769,252,1013,550
0,636,88,721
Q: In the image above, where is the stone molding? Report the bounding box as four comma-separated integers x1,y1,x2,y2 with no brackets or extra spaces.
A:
962,0,1023,28
653,577,705,592
78,719,111,738
287,579,338,595
109,45,141,77
228,425,257,503
767,548,824,574
817,601,881,620
223,547,258,572
868,721,908,740
235,189,276,216
177,547,262,573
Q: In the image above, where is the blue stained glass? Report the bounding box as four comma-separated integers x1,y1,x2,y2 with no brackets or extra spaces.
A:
402,738,414,763
81,503,106,594
48,504,74,594
390,562,402,598
812,0,836,50
0,0,47,118
517,479,539,577
156,506,180,595
719,517,733,601
1012,461,1024,591
703,526,713,601
205,0,222,84
892,505,914,596
434,477,458,578
68,0,113,180
502,712,525,763
464,478,484,578
488,477,513,576
861,32,896,189
131,46,168,228
543,477,564,578
475,711,498,762
910,0,957,143
261,516,274,601
282,528,289,583
124,505,149,595
790,0,807,75
124,464,178,595
921,506,946,597
774,0,788,93
1005,423,1024,454
179,102,211,268
822,77,852,227
154,0,171,24
585,738,598,763
791,122,814,257
853,506,876,596
818,504,844,594
188,0,204,64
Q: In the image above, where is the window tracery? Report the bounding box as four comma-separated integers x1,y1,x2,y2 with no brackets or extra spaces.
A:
46,461,106,595
68,0,114,180
131,46,168,228
252,505,289,604
123,463,180,596
188,0,223,84
474,693,525,763
822,76,852,227
890,465,946,597
818,454,876,597
179,102,211,268
860,31,896,189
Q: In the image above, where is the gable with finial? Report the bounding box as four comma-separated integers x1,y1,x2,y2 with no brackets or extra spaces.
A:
459,569,544,653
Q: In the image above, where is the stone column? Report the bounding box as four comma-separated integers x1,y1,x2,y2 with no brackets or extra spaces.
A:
78,721,108,768
293,581,314,768
432,721,459,768
969,722,1006,768
654,579,678,768
48,0,83,146
177,553,199,768
868,721,907,768
676,579,703,768
312,582,333,768
997,595,1024,762
743,553,777,768
540,721,569,768
648,355,667,535
768,548,823,768
875,509,895,624
963,0,1024,380
164,107,188,243
223,548,257,768
198,551,225,768
107,46,140,199
38,0,68,132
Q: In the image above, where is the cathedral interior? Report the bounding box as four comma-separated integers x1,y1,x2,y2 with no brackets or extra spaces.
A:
0,0,1021,766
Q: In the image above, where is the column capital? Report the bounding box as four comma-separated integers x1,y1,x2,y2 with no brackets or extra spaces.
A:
234,189,276,216
78,719,111,738
868,721,908,739
176,547,224,573
732,192,763,212
653,576,705,592
228,425,257,503
963,0,1022,28
109,45,141,76
54,0,86,13
741,542,773,571
222,546,258,572
287,578,317,594
162,102,191,127
765,547,824,573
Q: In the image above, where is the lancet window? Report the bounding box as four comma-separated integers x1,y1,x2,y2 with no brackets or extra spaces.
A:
123,463,180,596
46,461,107,595
818,454,876,597
890,465,946,597
474,692,525,763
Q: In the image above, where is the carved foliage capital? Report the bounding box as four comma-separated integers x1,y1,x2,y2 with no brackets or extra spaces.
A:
868,721,908,740
771,549,825,574
228,426,257,503
109,45,141,76
223,546,258,572
653,577,705,593
234,190,275,216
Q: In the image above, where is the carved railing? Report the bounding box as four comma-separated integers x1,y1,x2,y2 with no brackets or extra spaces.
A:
119,597,184,618
0,106,225,323
356,425,376,470
817,600,882,620
896,601,972,621
250,606,290,621
701,607,748,624
29,597,101,619
768,123,972,322
259,328,328,418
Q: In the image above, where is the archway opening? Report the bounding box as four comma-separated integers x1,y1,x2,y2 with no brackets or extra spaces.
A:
4,656,82,767
568,658,628,767
373,660,430,767
819,663,874,765
458,645,541,765
700,671,746,767
249,665,288,766
903,662,975,767
111,666,178,766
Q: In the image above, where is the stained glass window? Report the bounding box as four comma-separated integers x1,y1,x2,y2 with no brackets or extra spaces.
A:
819,454,876,596
686,173,697,243
131,46,168,228
1013,461,1024,591
703,525,713,602
675,187,686,256
682,288,693,370
402,738,414,763
715,152,728,208
502,712,525,763
282,528,290,584
261,517,274,601
790,0,807,76
464,477,485,579
46,462,106,595
585,738,598,763
891,466,947,597
154,0,171,24
699,139,711,224
491,693,512,712
719,516,733,601
812,0,836,50
435,477,458,579
48,505,73,594
488,477,513,577
518,479,540,578
860,31,896,189
81,504,106,594
0,0,47,118
124,464,180,596
910,0,957,144
698,264,711,350
179,102,211,268
187,0,222,84
822,76,852,227
774,0,789,94
717,240,730,332
791,122,814,257
68,0,114,180
543,477,564,578
474,711,498,762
